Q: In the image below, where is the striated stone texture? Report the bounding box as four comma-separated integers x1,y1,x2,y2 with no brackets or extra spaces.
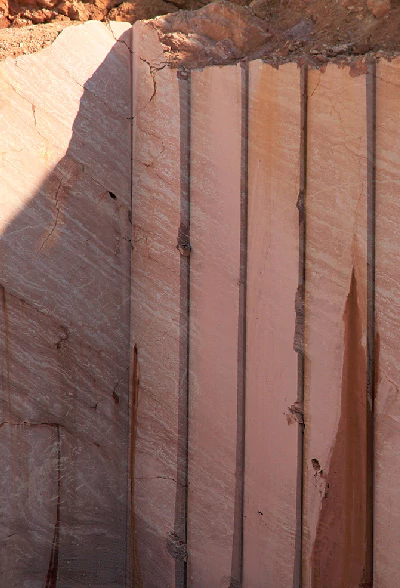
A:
5,15,400,588
0,20,132,586
188,64,242,587
243,60,300,587
375,56,400,588
303,65,368,588
154,0,273,68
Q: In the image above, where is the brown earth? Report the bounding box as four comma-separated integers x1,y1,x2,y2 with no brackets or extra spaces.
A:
0,0,400,62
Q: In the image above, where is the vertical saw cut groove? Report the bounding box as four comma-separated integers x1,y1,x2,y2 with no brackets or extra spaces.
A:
230,61,249,588
175,68,191,588
365,63,376,588
293,64,308,588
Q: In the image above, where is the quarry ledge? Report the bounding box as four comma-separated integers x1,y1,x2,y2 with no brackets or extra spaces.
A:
1,0,400,66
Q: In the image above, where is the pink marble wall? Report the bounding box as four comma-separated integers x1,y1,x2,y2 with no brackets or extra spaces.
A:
243,60,300,587
130,30,382,587
0,21,132,586
130,21,184,588
3,19,400,588
303,64,369,588
375,56,400,588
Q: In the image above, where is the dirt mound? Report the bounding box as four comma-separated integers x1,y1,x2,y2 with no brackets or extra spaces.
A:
154,0,400,67
1,0,400,62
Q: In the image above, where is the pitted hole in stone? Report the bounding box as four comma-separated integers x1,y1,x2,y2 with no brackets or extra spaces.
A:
311,458,321,471
108,191,117,199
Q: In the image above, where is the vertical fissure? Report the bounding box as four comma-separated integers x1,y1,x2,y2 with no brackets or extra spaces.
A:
230,61,249,588
365,62,376,588
175,68,191,588
293,64,308,588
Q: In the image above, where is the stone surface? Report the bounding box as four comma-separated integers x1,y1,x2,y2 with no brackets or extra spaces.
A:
4,15,400,588
130,20,184,587
375,56,400,588
0,20,132,586
188,64,242,587
155,0,273,68
243,60,300,587
303,65,368,588
367,0,390,18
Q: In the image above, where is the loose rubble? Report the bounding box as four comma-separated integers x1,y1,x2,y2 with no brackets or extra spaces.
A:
1,0,400,62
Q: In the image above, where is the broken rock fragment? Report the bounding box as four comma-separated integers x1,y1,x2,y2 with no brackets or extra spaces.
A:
367,0,390,18
155,0,274,67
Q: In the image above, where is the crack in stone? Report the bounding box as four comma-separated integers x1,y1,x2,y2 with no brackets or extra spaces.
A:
0,421,65,428
137,140,166,171
4,81,52,144
138,56,167,105
105,21,134,55
31,103,37,127
38,177,63,252
309,71,321,98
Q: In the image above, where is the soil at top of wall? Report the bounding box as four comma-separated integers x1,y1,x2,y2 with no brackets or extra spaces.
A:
1,0,400,63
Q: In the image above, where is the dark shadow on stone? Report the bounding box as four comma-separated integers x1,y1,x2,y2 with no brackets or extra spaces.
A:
0,25,133,587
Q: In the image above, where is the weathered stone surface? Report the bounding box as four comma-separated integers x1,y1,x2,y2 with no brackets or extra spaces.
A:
0,20,132,586
303,65,368,588
375,56,400,588
130,20,184,587
0,423,59,587
367,0,390,18
155,0,273,67
188,64,242,587
243,60,300,587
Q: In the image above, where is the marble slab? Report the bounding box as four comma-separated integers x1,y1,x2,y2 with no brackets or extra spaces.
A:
375,56,400,588
188,64,242,588
131,20,184,588
303,65,368,587
0,21,132,586
243,60,300,588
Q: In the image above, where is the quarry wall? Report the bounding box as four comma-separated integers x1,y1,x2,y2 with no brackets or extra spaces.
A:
1,16,399,588
0,21,132,586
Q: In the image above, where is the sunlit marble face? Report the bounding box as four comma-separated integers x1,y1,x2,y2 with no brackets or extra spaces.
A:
0,57,78,233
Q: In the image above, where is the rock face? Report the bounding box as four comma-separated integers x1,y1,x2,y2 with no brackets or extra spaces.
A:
155,0,273,67
130,21,185,587
188,63,242,586
4,14,400,588
243,59,300,587
375,56,400,588
130,19,301,588
130,21,399,588
0,20,132,586
367,0,390,18
302,64,369,588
